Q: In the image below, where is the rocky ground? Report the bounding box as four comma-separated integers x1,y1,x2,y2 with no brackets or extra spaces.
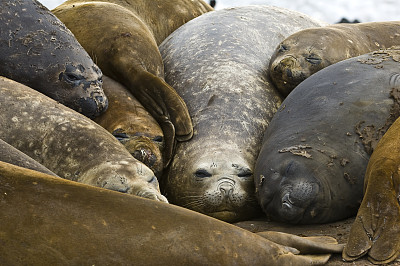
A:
234,217,400,265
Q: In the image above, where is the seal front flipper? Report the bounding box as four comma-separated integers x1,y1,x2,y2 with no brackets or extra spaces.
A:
132,71,193,142
257,231,344,254
343,159,400,264
130,71,192,166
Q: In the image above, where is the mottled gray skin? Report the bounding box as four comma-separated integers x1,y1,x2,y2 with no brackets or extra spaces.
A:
255,48,400,224
0,0,107,118
0,76,167,202
160,6,326,222
0,138,57,176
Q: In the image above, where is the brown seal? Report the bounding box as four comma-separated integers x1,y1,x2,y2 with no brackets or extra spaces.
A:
0,138,57,176
343,115,400,264
269,21,400,96
160,6,326,222
0,76,166,202
0,160,343,265
94,76,164,177
52,0,213,164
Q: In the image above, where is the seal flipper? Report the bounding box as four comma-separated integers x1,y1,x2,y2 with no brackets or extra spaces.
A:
343,161,400,264
257,231,344,254
133,71,193,142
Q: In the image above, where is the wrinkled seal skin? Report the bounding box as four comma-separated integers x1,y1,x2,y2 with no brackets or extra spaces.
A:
269,21,400,96
94,76,165,178
0,161,343,265
255,48,400,224
0,138,57,176
343,116,400,264
52,0,212,165
0,0,107,118
0,76,167,202
160,6,326,222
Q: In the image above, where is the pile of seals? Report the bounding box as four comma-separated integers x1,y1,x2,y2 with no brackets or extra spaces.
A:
1,0,399,264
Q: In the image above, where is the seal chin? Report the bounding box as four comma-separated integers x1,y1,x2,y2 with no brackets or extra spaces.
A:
77,94,109,119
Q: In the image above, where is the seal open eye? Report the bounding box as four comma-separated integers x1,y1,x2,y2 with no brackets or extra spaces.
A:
194,169,212,178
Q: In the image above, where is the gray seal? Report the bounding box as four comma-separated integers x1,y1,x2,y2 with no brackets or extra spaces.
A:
0,0,107,118
255,48,400,224
160,5,326,222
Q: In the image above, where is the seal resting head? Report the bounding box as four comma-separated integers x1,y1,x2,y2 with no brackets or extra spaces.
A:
164,146,261,223
256,157,327,224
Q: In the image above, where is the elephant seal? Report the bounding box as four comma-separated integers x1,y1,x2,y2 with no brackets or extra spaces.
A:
94,76,165,178
343,116,400,264
52,0,212,164
255,48,400,224
0,138,57,176
0,160,343,265
0,0,107,118
0,76,166,202
269,21,400,96
159,6,326,222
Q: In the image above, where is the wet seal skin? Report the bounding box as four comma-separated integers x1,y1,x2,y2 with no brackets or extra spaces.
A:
159,6,326,222
0,0,107,118
94,76,165,178
269,21,400,96
52,0,213,165
0,76,166,202
255,47,400,224
343,116,400,264
0,160,343,265
0,138,57,176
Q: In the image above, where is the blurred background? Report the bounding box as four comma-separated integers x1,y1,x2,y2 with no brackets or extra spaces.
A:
41,0,398,24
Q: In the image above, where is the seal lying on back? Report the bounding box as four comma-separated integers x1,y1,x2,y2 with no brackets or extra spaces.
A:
0,76,166,202
0,0,107,118
343,116,400,264
0,138,56,176
269,21,400,96
0,161,343,265
255,48,400,224
160,6,326,222
94,76,165,178
53,0,212,164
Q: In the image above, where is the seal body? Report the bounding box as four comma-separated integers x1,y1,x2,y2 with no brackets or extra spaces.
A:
159,6,326,222
94,76,164,178
269,21,400,96
343,115,400,264
0,161,340,265
255,48,400,224
0,76,166,202
52,0,212,164
0,0,107,118
0,138,57,176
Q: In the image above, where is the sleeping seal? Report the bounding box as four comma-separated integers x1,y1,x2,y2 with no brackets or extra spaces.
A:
255,47,400,224
269,21,400,96
53,0,213,164
160,6,326,222
0,76,166,202
0,0,107,118
0,160,343,265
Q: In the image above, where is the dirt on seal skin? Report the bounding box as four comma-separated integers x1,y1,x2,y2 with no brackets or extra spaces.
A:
234,217,400,265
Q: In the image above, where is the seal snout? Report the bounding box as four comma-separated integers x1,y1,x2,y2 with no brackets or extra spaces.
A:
217,178,235,198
